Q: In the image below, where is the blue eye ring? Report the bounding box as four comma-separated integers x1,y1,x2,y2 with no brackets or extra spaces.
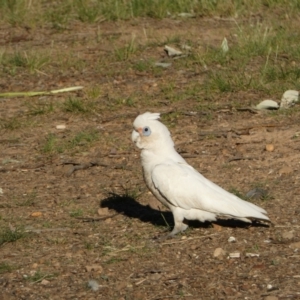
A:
142,126,151,136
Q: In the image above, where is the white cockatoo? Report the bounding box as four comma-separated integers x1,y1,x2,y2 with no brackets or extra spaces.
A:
131,112,270,236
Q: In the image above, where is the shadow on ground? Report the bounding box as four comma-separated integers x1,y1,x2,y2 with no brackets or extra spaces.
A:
100,193,268,233
100,192,174,228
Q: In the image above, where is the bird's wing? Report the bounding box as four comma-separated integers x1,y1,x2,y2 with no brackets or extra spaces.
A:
151,161,269,220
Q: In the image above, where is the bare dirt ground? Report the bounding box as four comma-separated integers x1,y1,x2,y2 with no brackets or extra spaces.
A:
1,17,300,300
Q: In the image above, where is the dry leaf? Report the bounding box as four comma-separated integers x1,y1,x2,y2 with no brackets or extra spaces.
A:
85,264,103,273
164,45,183,57
31,211,43,217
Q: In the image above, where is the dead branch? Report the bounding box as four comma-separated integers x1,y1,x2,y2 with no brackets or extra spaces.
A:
61,160,131,176
75,213,119,222
227,156,256,162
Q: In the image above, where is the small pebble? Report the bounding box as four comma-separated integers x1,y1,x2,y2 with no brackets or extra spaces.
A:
88,279,100,291
282,231,294,240
56,124,66,130
228,236,236,243
265,144,274,152
213,248,226,259
228,252,240,259
41,279,50,285
245,253,259,257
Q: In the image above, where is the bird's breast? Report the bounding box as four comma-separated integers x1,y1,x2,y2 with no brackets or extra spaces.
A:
142,165,171,209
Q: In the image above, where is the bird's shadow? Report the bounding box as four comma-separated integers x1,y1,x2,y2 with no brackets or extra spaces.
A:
100,193,267,232
100,192,174,228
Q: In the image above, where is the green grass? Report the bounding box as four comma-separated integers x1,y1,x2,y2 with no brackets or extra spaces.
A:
62,97,93,113
0,262,13,274
114,34,138,61
26,101,55,116
0,225,26,246
25,269,56,283
0,0,299,27
69,209,83,217
42,130,99,154
133,59,153,72
0,50,50,75
187,21,300,98
0,117,22,130
16,191,37,207
105,257,125,264
68,130,99,147
42,134,62,154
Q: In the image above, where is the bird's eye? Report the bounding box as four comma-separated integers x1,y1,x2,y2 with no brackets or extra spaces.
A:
142,126,151,136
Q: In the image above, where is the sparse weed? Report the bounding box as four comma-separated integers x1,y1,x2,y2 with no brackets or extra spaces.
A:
1,50,50,74
105,257,124,264
0,0,299,26
133,59,153,72
26,101,54,116
75,0,102,23
161,111,180,126
41,129,99,154
114,35,137,61
42,134,61,154
117,97,135,107
0,262,13,274
86,86,102,100
84,242,94,250
68,130,99,148
69,209,83,217
0,118,22,130
17,191,37,206
25,269,55,283
160,212,171,231
63,97,92,113
44,2,72,30
0,225,26,246
0,0,27,25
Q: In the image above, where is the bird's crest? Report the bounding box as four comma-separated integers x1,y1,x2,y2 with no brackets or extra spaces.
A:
143,112,160,121
133,112,161,128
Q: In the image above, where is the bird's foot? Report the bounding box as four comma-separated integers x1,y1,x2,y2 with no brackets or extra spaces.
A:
169,220,189,236
153,221,189,241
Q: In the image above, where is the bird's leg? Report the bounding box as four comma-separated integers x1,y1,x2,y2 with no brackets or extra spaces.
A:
169,209,189,236
153,211,188,241
169,219,189,236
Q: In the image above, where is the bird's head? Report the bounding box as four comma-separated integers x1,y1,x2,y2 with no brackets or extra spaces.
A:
131,112,174,151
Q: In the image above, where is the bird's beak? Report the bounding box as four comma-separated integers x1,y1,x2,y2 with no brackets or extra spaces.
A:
131,129,140,143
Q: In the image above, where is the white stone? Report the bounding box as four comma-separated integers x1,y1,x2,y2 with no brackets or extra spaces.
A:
228,236,236,243
56,124,66,130
256,99,279,110
280,90,299,109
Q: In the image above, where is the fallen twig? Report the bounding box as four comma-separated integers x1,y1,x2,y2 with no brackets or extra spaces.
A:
61,160,131,176
161,234,218,246
0,86,83,98
236,107,261,113
227,156,256,162
75,214,119,222
24,227,71,233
